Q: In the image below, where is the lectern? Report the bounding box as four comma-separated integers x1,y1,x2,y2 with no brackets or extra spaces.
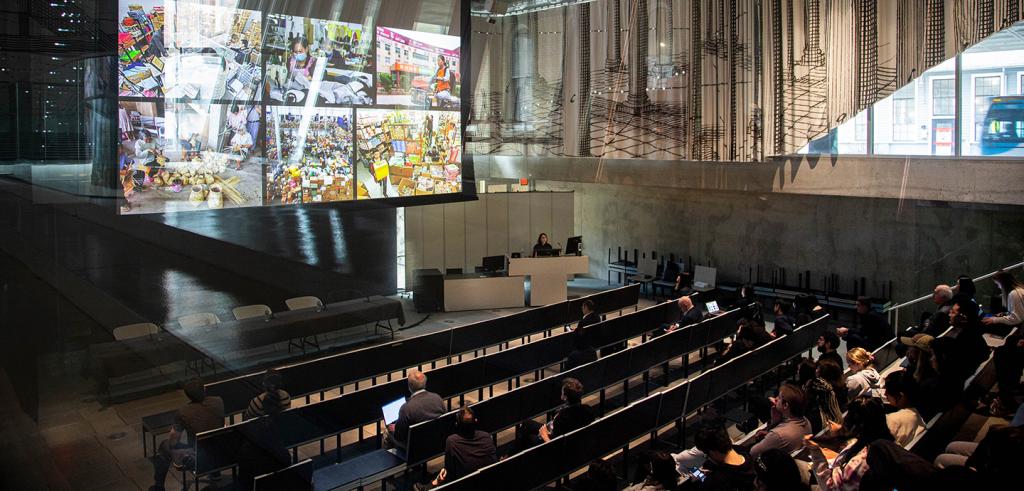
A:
508,256,589,305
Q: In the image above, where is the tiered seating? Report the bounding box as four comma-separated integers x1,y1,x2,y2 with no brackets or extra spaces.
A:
434,316,832,490
142,285,641,454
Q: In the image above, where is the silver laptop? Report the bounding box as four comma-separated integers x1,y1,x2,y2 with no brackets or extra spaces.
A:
382,397,406,425
705,301,721,315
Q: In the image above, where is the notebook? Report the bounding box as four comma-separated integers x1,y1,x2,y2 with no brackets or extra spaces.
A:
382,397,406,425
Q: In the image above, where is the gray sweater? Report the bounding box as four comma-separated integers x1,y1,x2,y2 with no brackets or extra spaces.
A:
750,416,812,457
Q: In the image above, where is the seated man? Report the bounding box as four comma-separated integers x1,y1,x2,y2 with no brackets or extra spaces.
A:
150,379,225,491
386,369,446,449
771,300,797,337
838,296,890,352
423,406,497,488
229,126,253,169
518,378,595,450
681,423,756,490
665,296,703,333
816,328,845,369
748,383,812,458
243,369,291,420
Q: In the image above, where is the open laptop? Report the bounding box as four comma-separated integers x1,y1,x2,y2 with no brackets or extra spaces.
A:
705,301,721,315
382,396,406,425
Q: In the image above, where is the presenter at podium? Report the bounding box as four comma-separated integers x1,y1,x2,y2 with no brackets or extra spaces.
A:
532,233,554,257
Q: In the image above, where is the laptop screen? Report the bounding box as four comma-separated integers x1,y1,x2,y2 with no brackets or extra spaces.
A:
705,301,720,314
382,397,406,425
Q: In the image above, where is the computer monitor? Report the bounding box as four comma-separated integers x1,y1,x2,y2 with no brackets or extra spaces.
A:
536,248,561,257
565,236,583,255
481,255,506,272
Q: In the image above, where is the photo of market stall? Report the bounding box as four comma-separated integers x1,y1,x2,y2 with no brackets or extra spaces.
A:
265,107,355,205
118,0,167,97
375,27,460,109
119,101,262,214
264,15,374,106
355,109,461,199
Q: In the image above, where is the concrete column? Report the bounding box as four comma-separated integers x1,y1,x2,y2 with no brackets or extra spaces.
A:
606,0,622,71
626,0,649,114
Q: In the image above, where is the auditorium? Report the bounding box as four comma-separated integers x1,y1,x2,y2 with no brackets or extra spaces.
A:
2,1,1024,490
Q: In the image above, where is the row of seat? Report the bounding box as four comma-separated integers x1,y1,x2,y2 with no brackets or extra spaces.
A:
433,315,832,490
141,285,640,456
189,294,670,489
112,296,325,340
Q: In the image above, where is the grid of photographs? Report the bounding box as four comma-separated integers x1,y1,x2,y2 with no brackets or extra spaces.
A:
116,0,462,215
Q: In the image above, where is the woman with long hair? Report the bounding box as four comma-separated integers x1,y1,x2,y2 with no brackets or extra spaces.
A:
983,269,1024,329
805,397,895,491
532,232,553,257
804,358,846,433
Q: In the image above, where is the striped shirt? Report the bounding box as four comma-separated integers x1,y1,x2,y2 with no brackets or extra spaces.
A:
243,389,291,420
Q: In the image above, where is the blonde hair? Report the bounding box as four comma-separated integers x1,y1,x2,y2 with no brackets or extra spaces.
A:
847,347,875,367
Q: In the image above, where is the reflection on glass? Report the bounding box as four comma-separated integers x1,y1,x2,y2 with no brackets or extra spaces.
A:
962,21,1024,156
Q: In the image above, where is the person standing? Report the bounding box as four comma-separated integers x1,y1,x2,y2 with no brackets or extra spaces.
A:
532,233,553,257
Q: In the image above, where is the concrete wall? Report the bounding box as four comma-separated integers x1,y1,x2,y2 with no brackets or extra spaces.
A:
404,192,574,286
534,179,1024,304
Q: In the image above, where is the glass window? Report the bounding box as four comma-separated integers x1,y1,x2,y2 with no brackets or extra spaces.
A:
972,75,1001,141
961,21,1024,155
892,86,915,141
932,78,955,116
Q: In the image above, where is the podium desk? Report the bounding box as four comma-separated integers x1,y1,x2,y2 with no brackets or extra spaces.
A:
443,274,526,312
509,256,589,306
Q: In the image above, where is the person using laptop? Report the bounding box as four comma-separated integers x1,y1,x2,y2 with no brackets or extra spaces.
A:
532,233,553,257
385,369,446,449
666,296,703,332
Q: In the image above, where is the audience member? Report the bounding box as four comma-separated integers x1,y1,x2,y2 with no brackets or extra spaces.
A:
770,301,796,337
576,299,601,330
748,383,812,458
899,333,937,384
838,297,890,351
666,296,703,332
881,370,926,447
982,270,1024,416
733,284,764,325
922,284,955,336
946,298,990,369
804,358,846,433
681,423,756,491
982,269,1024,334
423,406,497,488
150,379,225,491
387,369,446,449
858,439,936,491
816,329,844,369
845,347,881,400
805,396,895,491
235,400,290,490
243,369,291,420
571,459,618,491
793,294,825,326
933,409,1023,469
715,319,773,366
952,275,977,305
915,337,970,419
752,448,809,491
518,378,595,451
963,423,1024,486
625,451,681,491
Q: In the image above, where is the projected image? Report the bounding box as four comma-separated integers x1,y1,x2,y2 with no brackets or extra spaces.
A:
264,15,374,106
265,107,355,204
118,0,263,100
376,27,461,109
355,109,461,199
118,1,168,97
120,101,263,214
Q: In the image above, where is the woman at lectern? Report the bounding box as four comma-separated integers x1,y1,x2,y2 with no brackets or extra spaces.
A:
532,233,553,257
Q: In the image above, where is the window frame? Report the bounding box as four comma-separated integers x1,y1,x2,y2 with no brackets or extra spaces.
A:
969,72,1004,143
930,76,956,118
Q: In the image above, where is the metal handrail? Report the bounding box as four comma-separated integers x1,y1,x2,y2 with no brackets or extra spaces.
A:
885,258,1024,331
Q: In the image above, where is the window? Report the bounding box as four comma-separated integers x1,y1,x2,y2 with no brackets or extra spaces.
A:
972,75,1001,140
932,78,955,116
892,86,915,141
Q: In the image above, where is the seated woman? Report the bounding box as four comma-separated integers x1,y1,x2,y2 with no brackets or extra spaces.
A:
805,396,895,491
624,451,682,491
532,233,553,257
845,347,881,400
804,358,847,434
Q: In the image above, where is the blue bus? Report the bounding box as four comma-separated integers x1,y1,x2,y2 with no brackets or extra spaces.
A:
980,96,1024,156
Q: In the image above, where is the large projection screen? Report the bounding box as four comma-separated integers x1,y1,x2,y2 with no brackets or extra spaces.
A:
115,0,471,214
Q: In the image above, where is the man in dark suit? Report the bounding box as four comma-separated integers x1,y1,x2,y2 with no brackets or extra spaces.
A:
386,369,446,449
666,296,703,332
575,299,601,330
